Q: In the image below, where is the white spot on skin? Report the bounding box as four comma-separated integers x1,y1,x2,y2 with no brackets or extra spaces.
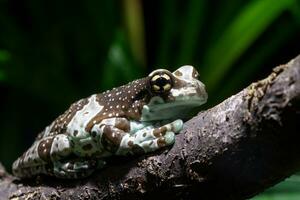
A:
100,118,117,126
50,134,71,157
66,95,103,138
108,114,112,117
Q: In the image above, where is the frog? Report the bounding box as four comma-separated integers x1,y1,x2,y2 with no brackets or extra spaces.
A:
12,65,208,179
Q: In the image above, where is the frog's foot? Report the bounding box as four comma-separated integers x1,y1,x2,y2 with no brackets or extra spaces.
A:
117,120,183,155
138,131,176,152
135,119,183,142
53,159,102,179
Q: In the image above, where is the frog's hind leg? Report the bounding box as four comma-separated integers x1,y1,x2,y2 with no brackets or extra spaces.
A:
12,136,55,178
12,134,73,178
52,159,105,179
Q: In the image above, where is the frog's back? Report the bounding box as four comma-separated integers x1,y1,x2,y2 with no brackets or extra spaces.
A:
12,96,92,178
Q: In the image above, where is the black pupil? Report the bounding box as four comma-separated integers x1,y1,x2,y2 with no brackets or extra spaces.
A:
155,77,168,87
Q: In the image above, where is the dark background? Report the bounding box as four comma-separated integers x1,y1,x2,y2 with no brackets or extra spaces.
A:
0,0,300,199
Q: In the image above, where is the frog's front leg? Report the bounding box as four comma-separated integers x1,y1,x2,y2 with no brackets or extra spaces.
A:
100,119,183,156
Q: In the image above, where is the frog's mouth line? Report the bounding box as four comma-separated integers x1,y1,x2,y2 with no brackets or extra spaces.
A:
148,99,206,112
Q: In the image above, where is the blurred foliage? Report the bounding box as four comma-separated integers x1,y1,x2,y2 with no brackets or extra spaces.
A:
0,0,300,198
252,174,300,200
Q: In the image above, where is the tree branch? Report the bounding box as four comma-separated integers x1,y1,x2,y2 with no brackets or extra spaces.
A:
1,55,300,200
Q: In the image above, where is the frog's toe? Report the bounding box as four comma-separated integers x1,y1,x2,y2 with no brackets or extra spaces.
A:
171,119,183,133
164,131,175,145
139,133,175,153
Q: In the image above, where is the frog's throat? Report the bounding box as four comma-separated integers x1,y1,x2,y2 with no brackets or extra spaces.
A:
140,96,205,121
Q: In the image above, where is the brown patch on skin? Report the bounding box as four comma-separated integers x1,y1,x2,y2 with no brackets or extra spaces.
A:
128,140,134,147
173,78,187,89
85,115,107,132
101,125,126,153
37,137,54,162
153,127,168,137
143,132,147,137
47,98,89,138
82,143,93,151
115,118,130,132
86,78,152,132
174,70,183,77
157,138,166,147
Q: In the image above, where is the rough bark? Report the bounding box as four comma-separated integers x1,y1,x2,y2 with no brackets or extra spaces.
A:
0,55,299,200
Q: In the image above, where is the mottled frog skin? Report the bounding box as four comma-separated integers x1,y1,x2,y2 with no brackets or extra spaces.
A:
12,66,207,179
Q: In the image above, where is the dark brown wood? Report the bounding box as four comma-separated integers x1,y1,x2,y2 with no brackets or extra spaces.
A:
1,55,299,200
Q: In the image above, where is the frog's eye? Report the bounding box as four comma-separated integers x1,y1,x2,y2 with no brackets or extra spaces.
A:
149,72,173,94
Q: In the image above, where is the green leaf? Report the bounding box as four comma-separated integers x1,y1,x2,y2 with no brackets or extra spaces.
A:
0,71,4,81
252,175,300,200
202,0,295,92
215,18,296,104
177,0,206,64
100,30,144,90
156,0,177,66
0,49,11,62
123,0,146,67
0,50,11,81
289,0,300,25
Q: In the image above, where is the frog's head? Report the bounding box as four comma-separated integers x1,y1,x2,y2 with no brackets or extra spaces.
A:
141,65,208,121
